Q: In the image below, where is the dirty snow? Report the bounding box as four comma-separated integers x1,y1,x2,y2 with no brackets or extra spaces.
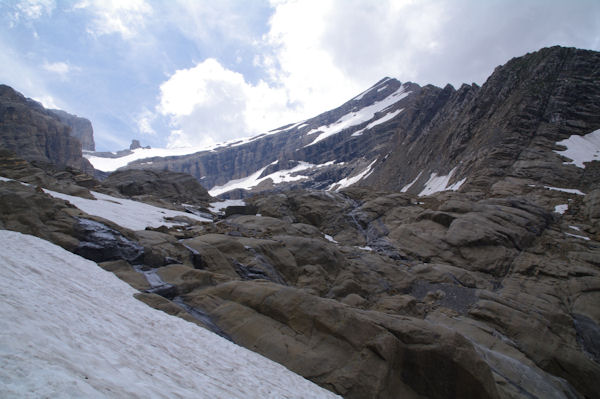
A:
418,168,466,196
329,159,377,191
352,108,403,137
44,189,210,230
554,128,600,168
0,230,340,399
306,85,410,147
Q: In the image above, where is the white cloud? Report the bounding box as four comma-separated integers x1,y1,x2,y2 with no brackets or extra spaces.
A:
12,0,55,21
75,0,152,39
136,109,156,136
158,58,303,148
42,61,79,80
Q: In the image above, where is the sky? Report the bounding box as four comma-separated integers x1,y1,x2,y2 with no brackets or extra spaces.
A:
1,0,599,152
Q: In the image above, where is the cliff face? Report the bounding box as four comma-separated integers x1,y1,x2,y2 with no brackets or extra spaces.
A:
116,46,599,199
49,108,95,151
367,46,600,194
0,85,93,174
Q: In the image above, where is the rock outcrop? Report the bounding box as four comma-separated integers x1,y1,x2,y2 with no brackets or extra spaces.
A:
101,168,213,207
48,108,95,151
0,85,94,174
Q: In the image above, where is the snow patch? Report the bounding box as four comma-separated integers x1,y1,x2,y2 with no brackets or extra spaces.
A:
569,225,581,231
0,230,340,399
324,234,338,244
544,186,586,195
329,159,377,191
401,171,422,193
306,86,410,147
209,161,330,197
565,232,590,241
352,108,403,137
554,204,568,214
418,168,465,196
554,128,600,168
44,189,210,230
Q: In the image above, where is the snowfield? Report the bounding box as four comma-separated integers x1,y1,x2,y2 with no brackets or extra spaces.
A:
44,189,211,230
0,230,340,399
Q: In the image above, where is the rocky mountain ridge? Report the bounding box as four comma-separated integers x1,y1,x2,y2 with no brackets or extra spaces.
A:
89,46,600,201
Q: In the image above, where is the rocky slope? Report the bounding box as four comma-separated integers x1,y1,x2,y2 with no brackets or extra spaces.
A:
0,85,94,173
2,149,599,398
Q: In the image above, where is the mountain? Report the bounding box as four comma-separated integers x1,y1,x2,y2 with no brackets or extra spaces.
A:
0,84,94,174
2,46,600,399
87,46,600,201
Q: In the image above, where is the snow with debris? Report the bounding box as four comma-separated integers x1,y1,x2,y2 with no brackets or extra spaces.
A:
305,85,410,147
44,189,210,230
329,159,377,191
544,186,586,195
401,171,423,193
554,128,600,168
209,161,332,197
0,230,340,399
418,168,466,196
554,204,569,214
352,108,403,137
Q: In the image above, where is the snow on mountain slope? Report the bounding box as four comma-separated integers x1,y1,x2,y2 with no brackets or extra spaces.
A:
418,168,466,196
43,188,211,230
85,146,209,172
554,128,600,168
208,161,333,197
305,85,410,147
0,230,340,399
